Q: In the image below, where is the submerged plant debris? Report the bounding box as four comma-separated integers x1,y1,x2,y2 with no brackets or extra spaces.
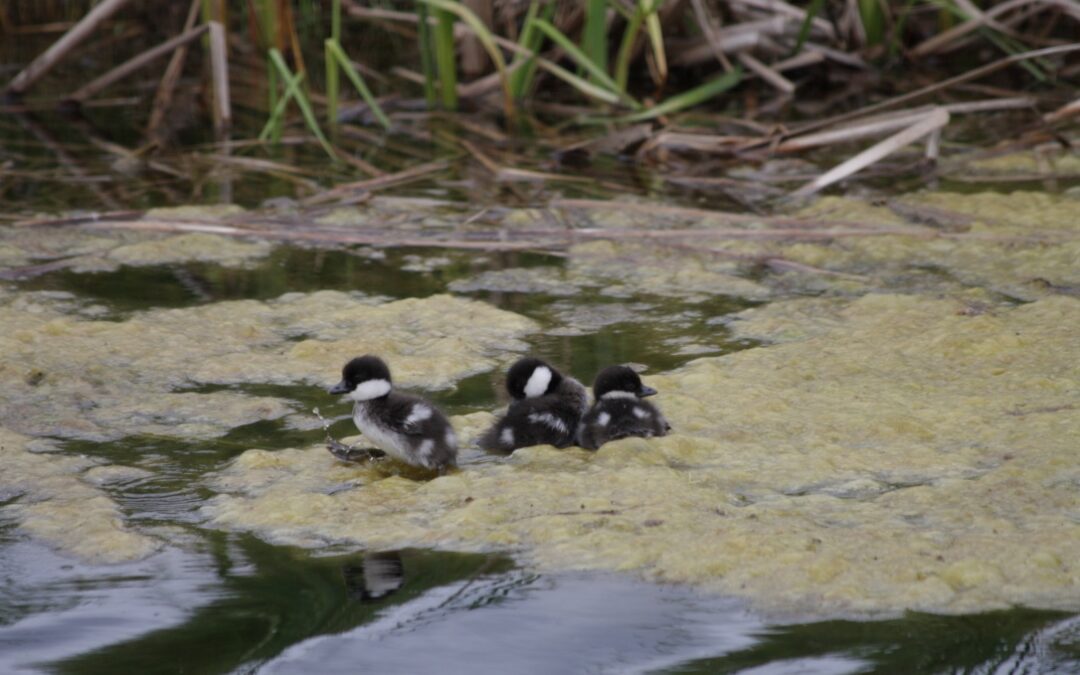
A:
207,294,1080,617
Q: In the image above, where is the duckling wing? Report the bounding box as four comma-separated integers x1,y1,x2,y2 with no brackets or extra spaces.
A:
381,393,457,469
597,399,670,444
479,397,579,452
382,394,441,436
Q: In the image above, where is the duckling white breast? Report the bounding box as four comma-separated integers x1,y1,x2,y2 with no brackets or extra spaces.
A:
352,403,413,463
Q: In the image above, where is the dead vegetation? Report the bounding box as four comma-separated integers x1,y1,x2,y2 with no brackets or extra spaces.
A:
0,0,1078,213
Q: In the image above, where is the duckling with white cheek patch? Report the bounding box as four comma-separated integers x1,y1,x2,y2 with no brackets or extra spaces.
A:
578,365,671,451
478,357,588,452
328,355,457,471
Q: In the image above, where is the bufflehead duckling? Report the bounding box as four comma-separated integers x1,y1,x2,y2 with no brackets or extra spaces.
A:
478,357,588,452
328,355,457,471
578,365,671,450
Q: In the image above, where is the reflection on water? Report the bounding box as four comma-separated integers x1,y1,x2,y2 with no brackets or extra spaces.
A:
343,551,405,602
2,527,1077,675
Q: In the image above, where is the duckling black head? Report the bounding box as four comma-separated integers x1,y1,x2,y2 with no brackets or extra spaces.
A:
593,365,657,399
329,355,393,401
506,357,563,399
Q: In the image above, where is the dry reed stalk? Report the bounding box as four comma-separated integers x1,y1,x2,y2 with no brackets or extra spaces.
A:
737,51,794,93
303,159,451,204
207,20,231,137
67,24,210,102
146,0,202,142
792,108,950,197
688,0,734,72
727,0,836,39
785,44,1080,139
671,31,761,66
777,98,1033,152
912,0,1079,57
2,0,132,97
1044,96,1080,124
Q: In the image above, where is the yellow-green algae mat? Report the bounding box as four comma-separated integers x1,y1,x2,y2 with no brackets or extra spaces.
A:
0,291,536,440
208,293,1080,618
0,291,538,562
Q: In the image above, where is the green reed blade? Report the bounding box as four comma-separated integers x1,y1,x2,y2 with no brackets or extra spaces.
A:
532,55,622,105
259,61,303,142
421,0,514,117
416,3,437,106
791,0,825,56
326,39,391,130
530,18,623,96
643,0,666,82
432,6,458,110
510,0,556,100
621,67,742,122
266,48,338,161
858,0,884,46
614,4,646,91
583,0,608,79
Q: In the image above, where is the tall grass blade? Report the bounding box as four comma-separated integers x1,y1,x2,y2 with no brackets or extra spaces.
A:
858,0,884,46
326,39,391,130
614,6,644,91
530,18,624,98
432,6,458,110
509,0,555,100
416,3,437,106
791,0,826,56
622,67,742,121
583,0,608,79
643,0,667,83
533,56,622,105
266,48,338,161
421,0,514,117
259,66,301,142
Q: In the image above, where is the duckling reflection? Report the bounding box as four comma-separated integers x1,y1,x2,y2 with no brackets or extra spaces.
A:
343,551,405,603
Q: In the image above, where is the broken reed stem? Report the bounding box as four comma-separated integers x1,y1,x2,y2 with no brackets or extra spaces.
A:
207,20,232,137
3,0,132,97
793,108,950,197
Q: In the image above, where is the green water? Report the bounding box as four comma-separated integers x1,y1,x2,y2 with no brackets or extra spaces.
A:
2,244,1078,673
